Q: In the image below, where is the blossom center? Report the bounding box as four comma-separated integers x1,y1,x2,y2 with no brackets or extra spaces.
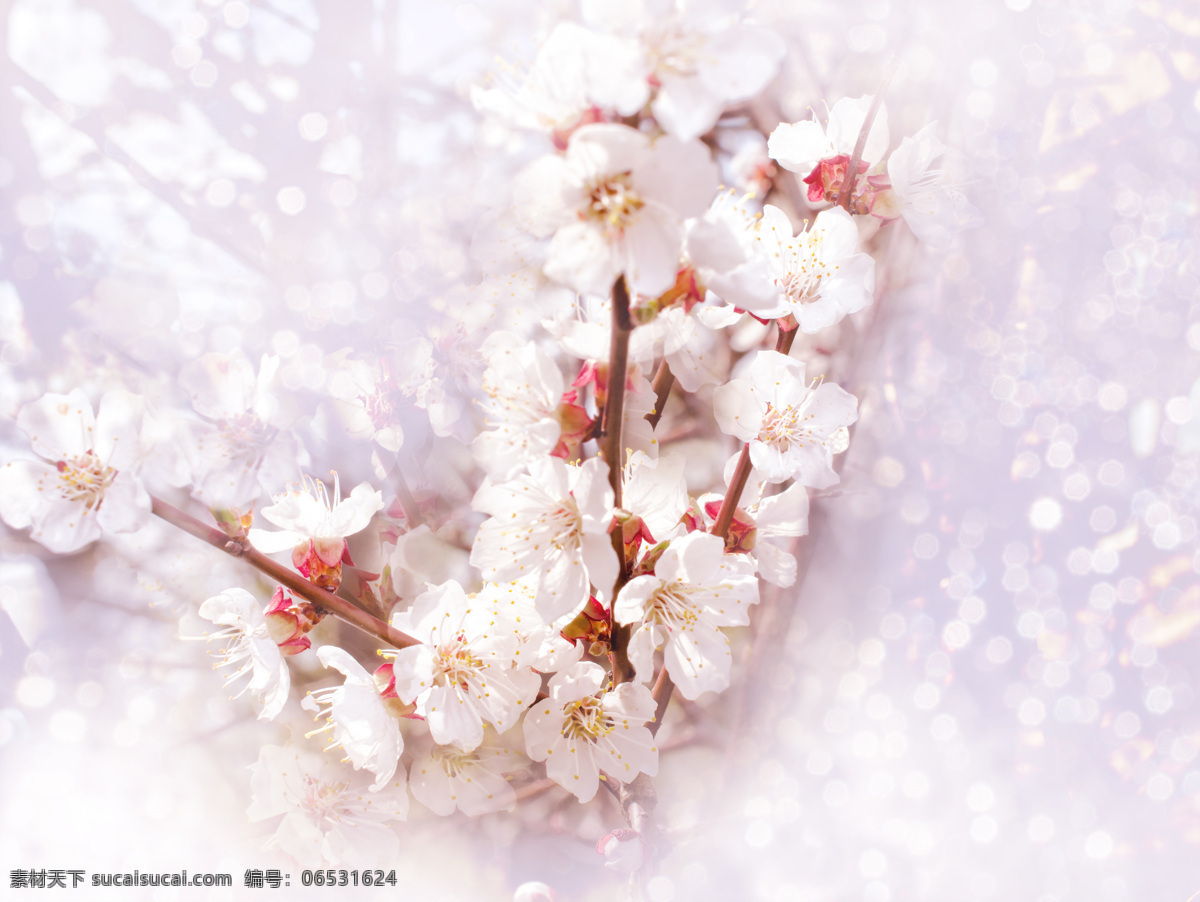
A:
562,696,612,741
55,452,115,510
298,773,355,824
434,633,485,689
758,400,815,450
583,172,644,231
431,746,477,779
647,582,700,631
219,413,277,457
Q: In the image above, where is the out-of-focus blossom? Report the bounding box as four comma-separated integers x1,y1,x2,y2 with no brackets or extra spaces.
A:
597,828,646,873
409,738,528,817
321,356,407,453
583,0,786,141
0,389,151,553
513,883,557,902
713,351,858,485
523,662,658,801
471,23,646,142
514,123,718,297
876,122,982,248
247,742,407,866
614,531,758,699
178,351,306,509
388,580,540,751
302,645,404,791
471,457,618,620
198,587,290,720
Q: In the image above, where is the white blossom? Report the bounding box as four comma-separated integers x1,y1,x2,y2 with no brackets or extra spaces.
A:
523,662,658,802
614,531,758,699
882,122,981,249
713,350,858,486
0,389,151,553
768,95,890,176
247,742,408,866
198,587,290,720
302,646,403,792
409,739,528,817
388,580,541,752
514,123,718,297
470,457,618,621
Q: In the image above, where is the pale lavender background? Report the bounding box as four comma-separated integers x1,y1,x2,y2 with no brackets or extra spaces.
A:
1,1,1198,900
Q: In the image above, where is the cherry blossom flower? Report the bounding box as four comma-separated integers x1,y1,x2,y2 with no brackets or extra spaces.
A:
713,350,858,486
247,474,383,590
387,580,541,752
409,738,528,817
177,350,307,509
470,457,618,621
877,122,981,249
321,356,406,454
582,0,787,142
472,332,569,481
767,95,889,180
700,474,810,588
0,389,151,553
514,123,718,297
247,742,408,866
614,531,758,699
198,587,290,720
302,645,404,792
522,662,658,802
753,205,876,332
471,22,647,141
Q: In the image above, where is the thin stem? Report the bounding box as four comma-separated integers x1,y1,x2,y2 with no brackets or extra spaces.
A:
838,59,897,212
150,495,418,650
644,359,675,430
649,667,675,738
601,275,633,508
711,444,752,541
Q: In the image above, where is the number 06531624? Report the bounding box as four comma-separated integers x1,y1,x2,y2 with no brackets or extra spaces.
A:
300,870,397,887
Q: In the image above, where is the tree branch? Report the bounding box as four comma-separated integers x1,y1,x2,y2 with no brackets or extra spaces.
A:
150,495,418,650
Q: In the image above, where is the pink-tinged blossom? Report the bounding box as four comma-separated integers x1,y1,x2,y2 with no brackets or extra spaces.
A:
302,646,404,792
409,739,528,817
198,587,290,721
247,474,383,590
713,351,858,486
0,389,151,554
879,123,981,249
247,742,408,867
178,351,307,509
387,580,541,752
470,457,618,621
514,123,718,298
614,531,758,700
701,473,810,588
523,662,658,802
767,95,889,178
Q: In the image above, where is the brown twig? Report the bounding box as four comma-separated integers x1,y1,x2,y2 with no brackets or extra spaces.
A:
644,359,675,430
600,275,633,507
150,495,418,650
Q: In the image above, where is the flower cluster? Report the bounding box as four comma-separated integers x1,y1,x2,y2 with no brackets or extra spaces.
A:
0,1,977,881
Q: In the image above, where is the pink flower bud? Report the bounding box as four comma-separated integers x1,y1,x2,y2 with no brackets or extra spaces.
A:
596,828,645,873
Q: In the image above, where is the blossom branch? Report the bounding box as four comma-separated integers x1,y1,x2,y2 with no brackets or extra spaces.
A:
149,495,418,650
